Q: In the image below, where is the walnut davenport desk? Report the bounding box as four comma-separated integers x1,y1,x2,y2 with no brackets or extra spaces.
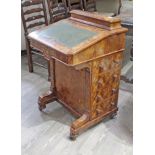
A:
28,10,127,140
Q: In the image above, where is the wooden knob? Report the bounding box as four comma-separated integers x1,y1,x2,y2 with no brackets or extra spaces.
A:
111,102,115,106
96,108,102,114
114,60,121,65
112,74,118,81
96,95,102,103
113,74,118,78
112,88,117,93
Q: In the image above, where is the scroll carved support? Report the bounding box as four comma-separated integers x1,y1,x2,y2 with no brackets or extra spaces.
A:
38,90,56,111
38,58,57,111
70,113,89,140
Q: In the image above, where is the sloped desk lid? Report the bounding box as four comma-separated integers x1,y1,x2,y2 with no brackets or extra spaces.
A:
28,10,127,65
29,20,100,52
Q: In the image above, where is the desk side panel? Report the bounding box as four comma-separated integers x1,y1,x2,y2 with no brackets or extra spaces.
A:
54,60,90,116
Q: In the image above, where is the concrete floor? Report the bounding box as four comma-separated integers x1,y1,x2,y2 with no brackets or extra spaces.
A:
21,55,133,155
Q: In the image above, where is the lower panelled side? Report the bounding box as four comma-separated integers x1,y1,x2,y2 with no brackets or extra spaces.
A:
54,60,90,116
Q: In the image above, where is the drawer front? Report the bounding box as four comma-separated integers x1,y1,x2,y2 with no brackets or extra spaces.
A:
96,94,118,115
91,52,123,118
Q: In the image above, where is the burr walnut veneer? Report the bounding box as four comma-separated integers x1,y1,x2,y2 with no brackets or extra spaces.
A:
28,10,127,140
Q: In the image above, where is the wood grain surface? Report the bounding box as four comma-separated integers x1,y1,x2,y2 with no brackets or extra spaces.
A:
28,10,128,139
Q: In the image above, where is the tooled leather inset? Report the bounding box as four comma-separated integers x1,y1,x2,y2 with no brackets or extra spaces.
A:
90,52,123,118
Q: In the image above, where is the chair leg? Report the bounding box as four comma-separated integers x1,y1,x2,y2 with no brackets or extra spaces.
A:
25,38,33,72
47,60,51,81
118,0,122,15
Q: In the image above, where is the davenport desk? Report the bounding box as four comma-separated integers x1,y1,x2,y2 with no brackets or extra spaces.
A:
28,10,127,140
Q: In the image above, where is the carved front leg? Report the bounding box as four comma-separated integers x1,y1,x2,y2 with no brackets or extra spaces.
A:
38,91,56,111
70,114,89,140
38,58,57,111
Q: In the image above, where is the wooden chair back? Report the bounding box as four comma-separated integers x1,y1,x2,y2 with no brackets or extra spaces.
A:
67,0,83,11
21,0,50,80
47,0,68,23
21,0,48,35
83,0,96,11
96,0,122,15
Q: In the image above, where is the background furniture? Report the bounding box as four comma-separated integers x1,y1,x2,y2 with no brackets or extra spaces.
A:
96,0,122,16
120,23,133,84
21,21,26,51
47,0,68,23
28,10,127,139
21,0,50,80
117,0,133,84
83,0,97,11
67,0,83,10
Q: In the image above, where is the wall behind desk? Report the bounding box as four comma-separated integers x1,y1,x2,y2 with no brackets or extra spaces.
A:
96,0,120,14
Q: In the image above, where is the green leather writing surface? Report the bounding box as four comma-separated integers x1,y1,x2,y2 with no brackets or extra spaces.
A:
38,21,98,48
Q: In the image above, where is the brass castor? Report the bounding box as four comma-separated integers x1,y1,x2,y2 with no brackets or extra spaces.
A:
70,133,77,141
110,113,117,119
38,104,46,111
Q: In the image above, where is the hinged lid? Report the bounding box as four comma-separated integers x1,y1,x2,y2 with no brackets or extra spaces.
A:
28,10,127,65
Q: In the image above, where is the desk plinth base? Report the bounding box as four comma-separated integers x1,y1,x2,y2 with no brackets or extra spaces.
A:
38,90,118,140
